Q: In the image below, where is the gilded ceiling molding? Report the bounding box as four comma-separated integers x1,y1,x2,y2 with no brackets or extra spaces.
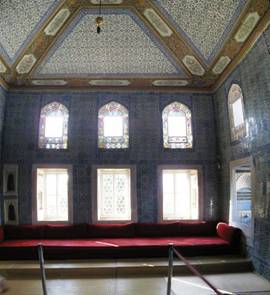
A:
11,84,212,94
152,80,189,86
31,79,67,86
33,9,184,77
0,0,62,65
19,1,81,77
182,55,205,76
90,0,123,3
2,0,269,91
234,12,260,43
89,80,131,86
213,8,270,92
143,8,173,37
212,56,231,75
134,0,194,78
0,76,9,90
44,8,71,36
16,54,37,74
0,59,7,74
153,0,249,65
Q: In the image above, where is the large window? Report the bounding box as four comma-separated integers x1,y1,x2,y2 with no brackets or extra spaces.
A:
162,102,193,149
98,101,129,149
228,84,246,141
39,102,69,149
158,166,201,221
33,165,72,223
92,166,137,222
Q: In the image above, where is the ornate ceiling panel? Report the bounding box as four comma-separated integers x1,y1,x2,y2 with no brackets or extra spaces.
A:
0,0,60,65
155,0,248,64
0,0,269,91
34,10,185,78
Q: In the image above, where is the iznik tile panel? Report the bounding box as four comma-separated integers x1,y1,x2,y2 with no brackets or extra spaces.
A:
36,10,185,77
0,0,59,63
156,0,247,63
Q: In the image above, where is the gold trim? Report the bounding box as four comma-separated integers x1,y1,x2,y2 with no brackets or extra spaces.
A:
12,0,67,75
0,76,9,90
213,9,270,92
0,0,269,91
9,85,212,94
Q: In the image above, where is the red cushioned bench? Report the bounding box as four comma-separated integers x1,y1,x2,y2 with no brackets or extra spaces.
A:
0,222,241,260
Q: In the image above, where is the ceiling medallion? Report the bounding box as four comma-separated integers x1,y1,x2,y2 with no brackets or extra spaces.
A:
234,12,260,43
152,80,188,87
89,80,130,86
212,56,231,75
144,9,173,37
95,0,104,34
44,8,71,36
16,54,37,74
31,80,67,86
182,55,205,76
0,60,7,73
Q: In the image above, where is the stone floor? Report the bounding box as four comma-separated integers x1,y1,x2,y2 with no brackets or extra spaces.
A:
0,257,269,294
2,272,270,295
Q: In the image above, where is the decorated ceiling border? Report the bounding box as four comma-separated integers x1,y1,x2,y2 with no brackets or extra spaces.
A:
0,0,61,66
0,0,268,91
153,0,249,66
33,8,187,78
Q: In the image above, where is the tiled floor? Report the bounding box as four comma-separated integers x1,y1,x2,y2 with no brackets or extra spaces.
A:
3,273,270,295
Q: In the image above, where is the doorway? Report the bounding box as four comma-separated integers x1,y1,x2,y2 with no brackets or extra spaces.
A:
230,157,254,245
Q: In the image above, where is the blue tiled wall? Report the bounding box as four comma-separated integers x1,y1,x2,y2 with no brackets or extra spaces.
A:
214,26,270,279
0,86,7,224
3,91,218,224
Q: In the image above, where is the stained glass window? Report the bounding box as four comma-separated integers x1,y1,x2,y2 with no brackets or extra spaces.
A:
162,102,193,149
98,101,129,149
97,169,131,221
228,84,246,141
39,102,69,149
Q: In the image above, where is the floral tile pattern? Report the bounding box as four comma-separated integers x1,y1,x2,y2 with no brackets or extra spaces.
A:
0,0,59,64
35,10,185,77
156,0,247,63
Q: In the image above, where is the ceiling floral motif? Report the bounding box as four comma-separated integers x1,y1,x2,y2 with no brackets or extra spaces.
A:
155,0,248,63
35,10,186,77
0,0,268,90
0,0,60,64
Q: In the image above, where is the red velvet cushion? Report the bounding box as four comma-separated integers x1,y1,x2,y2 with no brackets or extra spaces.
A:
4,225,46,240
135,222,180,237
0,227,4,241
180,221,217,236
216,222,240,244
44,224,88,239
87,223,135,238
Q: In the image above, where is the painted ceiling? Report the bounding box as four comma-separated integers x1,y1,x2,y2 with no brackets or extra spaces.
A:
0,0,269,91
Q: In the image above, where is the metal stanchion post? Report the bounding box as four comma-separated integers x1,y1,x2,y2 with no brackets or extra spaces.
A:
167,243,174,295
38,244,48,295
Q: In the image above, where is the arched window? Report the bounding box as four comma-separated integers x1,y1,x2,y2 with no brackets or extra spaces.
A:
162,101,193,149
228,84,246,141
98,101,129,149
38,102,69,149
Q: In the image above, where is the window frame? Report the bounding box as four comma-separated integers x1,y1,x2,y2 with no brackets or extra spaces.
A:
157,165,203,222
98,101,129,149
32,164,73,224
227,83,247,143
162,101,193,149
91,165,137,223
38,101,69,150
